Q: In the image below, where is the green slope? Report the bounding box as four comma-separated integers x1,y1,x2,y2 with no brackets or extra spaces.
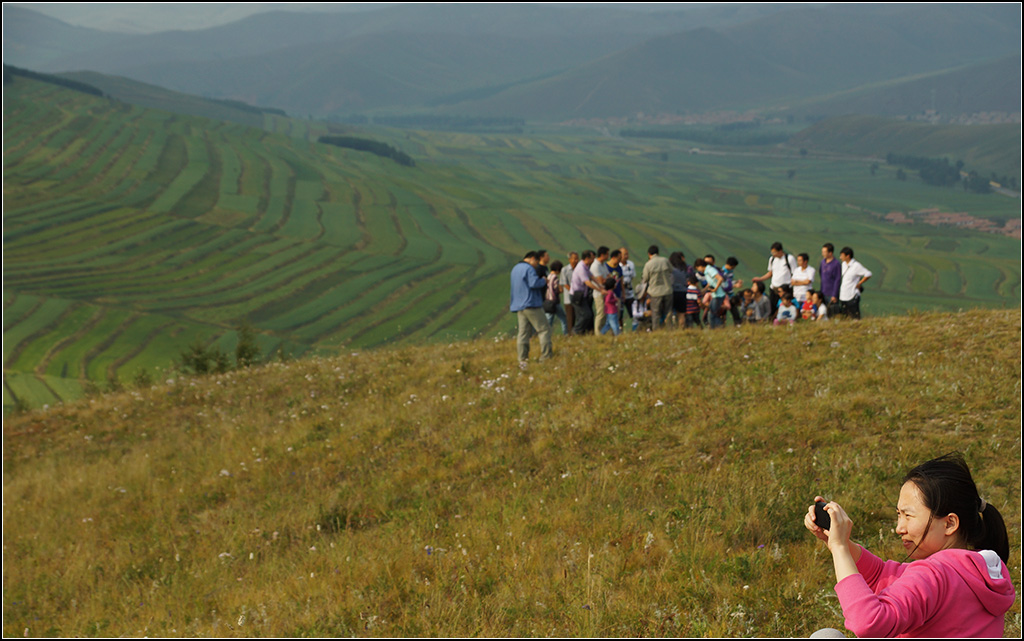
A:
784,55,1021,120
3,75,1020,412
2,311,1021,636
788,115,1022,182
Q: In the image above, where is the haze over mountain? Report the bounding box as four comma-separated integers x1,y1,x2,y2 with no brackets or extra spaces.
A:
8,2,385,34
4,3,1019,122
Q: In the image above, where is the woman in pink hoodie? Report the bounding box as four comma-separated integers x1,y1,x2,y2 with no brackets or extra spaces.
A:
805,453,1015,638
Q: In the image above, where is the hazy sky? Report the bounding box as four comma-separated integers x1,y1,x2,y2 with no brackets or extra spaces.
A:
10,3,398,33
10,3,713,33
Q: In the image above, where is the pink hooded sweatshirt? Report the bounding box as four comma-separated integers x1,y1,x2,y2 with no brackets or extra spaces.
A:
835,547,1015,638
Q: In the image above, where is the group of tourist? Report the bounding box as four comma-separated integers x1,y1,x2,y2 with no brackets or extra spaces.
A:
509,240,872,365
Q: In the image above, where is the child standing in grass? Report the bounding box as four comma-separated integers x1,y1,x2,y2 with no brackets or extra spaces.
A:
684,273,701,328
805,453,1013,638
600,275,621,336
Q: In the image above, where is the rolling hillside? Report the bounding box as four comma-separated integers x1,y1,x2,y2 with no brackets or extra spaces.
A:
3,74,1021,413
785,55,1022,120
458,5,1021,120
108,33,633,116
3,310,1021,636
789,115,1022,182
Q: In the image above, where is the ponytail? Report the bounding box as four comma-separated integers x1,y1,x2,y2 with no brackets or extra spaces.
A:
978,503,1010,564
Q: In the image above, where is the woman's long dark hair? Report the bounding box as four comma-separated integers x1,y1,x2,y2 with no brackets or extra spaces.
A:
904,452,1010,563
669,252,687,272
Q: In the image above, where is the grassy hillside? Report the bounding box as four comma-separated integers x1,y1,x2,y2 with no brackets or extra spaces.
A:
787,55,1022,121
2,310,1020,637
789,115,1022,182
57,70,283,129
3,75,1021,414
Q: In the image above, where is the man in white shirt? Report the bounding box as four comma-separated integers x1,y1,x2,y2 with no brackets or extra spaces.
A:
560,252,579,335
791,253,816,303
619,246,636,331
591,246,610,335
838,246,872,319
752,241,798,311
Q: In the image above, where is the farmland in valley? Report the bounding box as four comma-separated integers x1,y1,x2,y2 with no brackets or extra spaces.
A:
3,74,1021,412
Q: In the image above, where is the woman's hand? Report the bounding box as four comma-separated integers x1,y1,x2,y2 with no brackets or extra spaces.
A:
823,501,854,555
807,496,862,582
805,496,830,543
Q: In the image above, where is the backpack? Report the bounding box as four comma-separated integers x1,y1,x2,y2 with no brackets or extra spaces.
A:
543,275,559,313
721,268,736,295
545,275,559,302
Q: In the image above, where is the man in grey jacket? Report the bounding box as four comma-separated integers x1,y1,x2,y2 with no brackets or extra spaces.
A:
641,245,673,330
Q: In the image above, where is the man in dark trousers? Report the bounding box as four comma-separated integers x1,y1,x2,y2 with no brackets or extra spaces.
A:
819,243,841,317
570,250,604,335
752,241,798,312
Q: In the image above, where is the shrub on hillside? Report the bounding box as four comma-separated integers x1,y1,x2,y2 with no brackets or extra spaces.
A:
235,322,261,368
179,339,231,375
317,135,415,167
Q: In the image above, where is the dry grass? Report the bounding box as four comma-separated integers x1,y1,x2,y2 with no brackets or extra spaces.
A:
3,310,1020,637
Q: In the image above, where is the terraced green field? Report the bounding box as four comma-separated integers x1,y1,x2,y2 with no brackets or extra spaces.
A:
4,76,1021,412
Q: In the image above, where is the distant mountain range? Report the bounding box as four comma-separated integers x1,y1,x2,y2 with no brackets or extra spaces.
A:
3,3,1020,121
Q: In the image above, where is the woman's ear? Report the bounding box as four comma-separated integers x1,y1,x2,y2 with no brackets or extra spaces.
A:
944,513,960,537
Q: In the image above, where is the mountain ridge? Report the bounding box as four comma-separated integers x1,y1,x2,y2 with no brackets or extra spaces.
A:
5,4,1019,121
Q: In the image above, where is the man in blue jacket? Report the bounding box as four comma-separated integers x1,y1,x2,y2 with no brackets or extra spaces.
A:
510,251,553,366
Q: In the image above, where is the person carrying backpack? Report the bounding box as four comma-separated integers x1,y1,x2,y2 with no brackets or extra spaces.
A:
752,241,798,312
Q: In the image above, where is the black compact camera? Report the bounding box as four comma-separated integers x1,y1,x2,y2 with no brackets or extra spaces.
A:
814,500,831,530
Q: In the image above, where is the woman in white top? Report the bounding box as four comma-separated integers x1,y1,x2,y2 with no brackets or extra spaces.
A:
791,253,816,303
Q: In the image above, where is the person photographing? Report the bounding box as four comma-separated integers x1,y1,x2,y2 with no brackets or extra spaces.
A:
804,452,1014,638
